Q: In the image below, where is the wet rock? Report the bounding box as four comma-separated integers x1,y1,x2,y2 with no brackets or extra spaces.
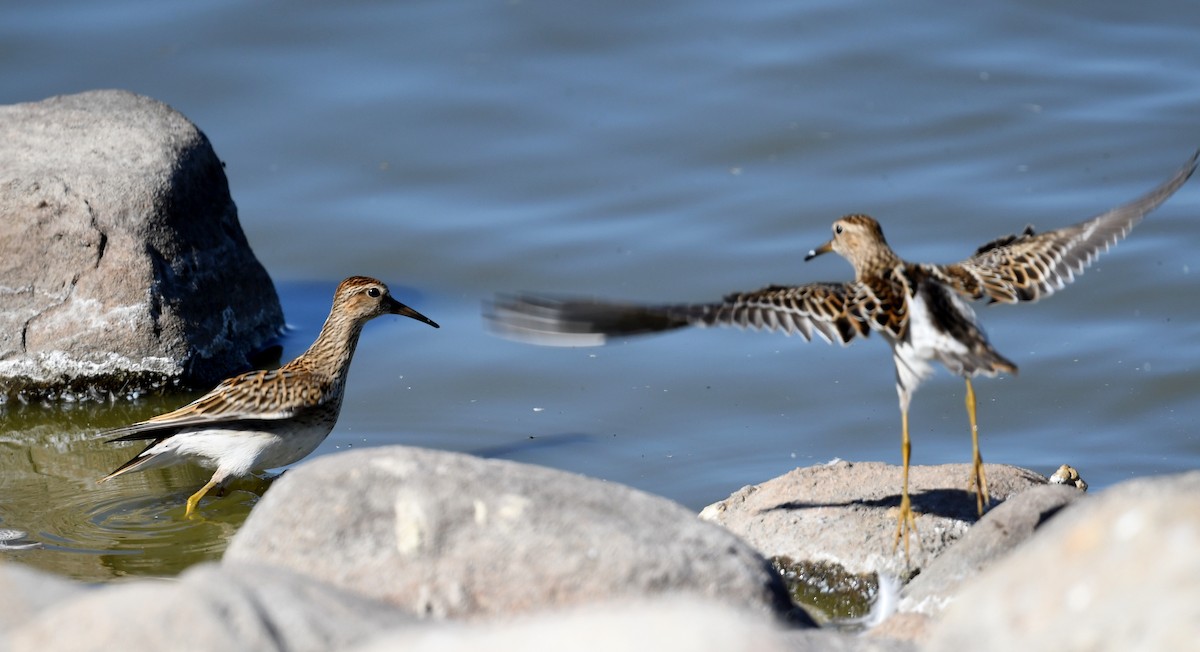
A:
224,446,799,622
897,483,1081,618
698,460,1047,579
0,90,282,402
772,557,881,624
926,471,1200,652
7,563,410,652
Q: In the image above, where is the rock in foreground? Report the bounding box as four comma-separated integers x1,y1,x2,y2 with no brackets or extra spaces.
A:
0,90,282,402
224,445,799,621
7,563,409,652
927,471,1200,651
348,597,801,652
897,482,1082,618
8,455,1194,652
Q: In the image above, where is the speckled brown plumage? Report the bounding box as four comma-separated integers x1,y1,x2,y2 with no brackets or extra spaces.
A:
98,276,439,517
487,149,1197,560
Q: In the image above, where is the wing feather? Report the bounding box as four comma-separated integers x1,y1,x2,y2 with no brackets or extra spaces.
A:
486,281,898,348
936,149,1197,303
101,367,329,441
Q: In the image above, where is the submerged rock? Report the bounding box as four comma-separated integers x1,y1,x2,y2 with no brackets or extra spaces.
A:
0,90,282,402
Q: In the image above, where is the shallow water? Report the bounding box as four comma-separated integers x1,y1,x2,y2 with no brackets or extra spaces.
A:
1,0,1198,581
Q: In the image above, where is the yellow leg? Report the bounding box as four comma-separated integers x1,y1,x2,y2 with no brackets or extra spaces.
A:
892,405,919,562
184,477,220,518
965,378,990,515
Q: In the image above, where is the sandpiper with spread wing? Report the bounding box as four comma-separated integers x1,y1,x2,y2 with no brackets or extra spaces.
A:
486,150,1197,558
98,276,439,517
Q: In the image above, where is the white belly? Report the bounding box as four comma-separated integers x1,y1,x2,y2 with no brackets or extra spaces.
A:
139,422,333,477
889,290,974,401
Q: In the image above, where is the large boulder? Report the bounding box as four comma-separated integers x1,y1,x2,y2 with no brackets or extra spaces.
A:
0,90,282,402
223,446,800,622
0,561,910,652
926,471,1200,652
348,597,912,652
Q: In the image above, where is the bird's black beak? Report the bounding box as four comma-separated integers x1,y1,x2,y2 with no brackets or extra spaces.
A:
804,240,833,262
385,297,440,328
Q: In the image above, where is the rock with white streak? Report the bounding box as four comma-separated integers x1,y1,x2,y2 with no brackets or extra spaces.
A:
0,90,282,402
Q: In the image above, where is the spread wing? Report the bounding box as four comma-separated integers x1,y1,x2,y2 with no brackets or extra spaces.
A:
101,367,329,441
486,281,898,347
934,149,1198,303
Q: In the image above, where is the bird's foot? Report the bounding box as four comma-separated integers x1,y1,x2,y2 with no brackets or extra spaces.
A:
183,478,220,520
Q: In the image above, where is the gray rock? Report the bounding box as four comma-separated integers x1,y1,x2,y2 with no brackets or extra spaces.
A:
897,483,1081,618
0,562,89,636
698,460,1046,578
785,629,918,652
926,471,1200,652
0,90,282,402
224,446,798,621
350,597,802,652
7,562,411,652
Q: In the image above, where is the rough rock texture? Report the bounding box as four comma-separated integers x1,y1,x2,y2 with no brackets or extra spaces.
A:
7,562,410,652
926,471,1200,652
897,483,1082,618
0,90,283,402
224,446,799,622
6,460,1195,652
698,460,1047,578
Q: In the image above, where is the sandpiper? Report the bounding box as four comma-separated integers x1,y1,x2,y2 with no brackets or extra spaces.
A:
487,150,1197,558
98,276,439,517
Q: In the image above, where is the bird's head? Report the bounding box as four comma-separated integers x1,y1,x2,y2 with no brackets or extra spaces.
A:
335,276,440,328
804,214,896,277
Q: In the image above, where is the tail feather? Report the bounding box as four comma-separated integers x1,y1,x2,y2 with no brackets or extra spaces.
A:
97,440,165,483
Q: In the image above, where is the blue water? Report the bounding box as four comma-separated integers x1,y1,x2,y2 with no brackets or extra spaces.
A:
1,0,1197,578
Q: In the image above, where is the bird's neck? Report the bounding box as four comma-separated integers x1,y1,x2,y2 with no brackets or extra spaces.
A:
853,247,903,283
292,310,366,383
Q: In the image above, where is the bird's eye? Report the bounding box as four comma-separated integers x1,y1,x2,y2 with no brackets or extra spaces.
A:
835,224,844,235
366,287,381,298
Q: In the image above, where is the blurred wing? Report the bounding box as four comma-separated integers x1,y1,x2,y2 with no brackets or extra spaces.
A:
102,367,326,441
936,149,1197,303
485,282,875,347
690,283,875,344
